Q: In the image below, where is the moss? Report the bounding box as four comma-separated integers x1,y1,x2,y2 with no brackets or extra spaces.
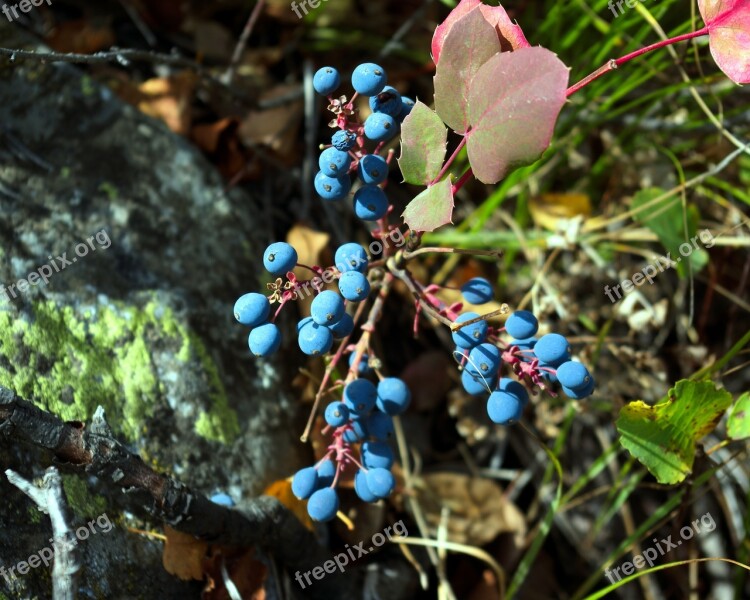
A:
61,475,108,519
27,505,42,524
0,298,238,443
98,181,118,201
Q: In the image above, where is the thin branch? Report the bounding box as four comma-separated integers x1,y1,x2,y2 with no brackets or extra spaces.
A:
224,0,266,84
6,467,80,600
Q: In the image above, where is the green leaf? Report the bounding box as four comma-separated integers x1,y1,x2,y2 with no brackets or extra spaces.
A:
397,100,448,186
465,47,569,184
433,6,500,134
631,188,708,278
727,392,750,440
401,178,454,233
616,380,732,484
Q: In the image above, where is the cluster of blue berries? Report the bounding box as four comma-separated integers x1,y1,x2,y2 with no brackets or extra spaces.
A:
292,376,411,522
312,63,414,222
451,278,595,425
234,241,373,358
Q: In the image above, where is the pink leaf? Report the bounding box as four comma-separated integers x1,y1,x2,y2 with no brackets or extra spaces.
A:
478,4,531,52
698,0,750,84
432,0,482,65
465,47,569,184
431,0,530,65
402,179,454,233
434,7,501,133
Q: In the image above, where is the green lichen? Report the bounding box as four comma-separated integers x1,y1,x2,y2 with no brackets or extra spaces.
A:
0,299,238,443
61,475,108,519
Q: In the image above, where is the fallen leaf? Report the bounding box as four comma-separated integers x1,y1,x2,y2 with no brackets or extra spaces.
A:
414,473,526,546
46,19,115,54
240,84,304,162
202,545,267,600
162,525,208,581
529,193,591,231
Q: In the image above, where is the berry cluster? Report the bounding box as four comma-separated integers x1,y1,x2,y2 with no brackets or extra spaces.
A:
448,282,595,424
234,240,372,357
292,376,411,521
312,64,414,220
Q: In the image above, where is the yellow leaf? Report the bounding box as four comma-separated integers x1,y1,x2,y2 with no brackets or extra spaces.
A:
264,479,315,532
530,193,591,231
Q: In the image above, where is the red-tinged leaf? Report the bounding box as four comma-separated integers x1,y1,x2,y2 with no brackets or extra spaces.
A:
432,0,530,65
402,179,454,233
434,7,501,133
432,0,483,65
398,100,448,185
698,0,750,84
465,47,569,184
478,4,531,52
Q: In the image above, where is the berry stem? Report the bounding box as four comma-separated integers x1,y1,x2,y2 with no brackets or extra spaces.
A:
567,26,710,97
451,167,473,195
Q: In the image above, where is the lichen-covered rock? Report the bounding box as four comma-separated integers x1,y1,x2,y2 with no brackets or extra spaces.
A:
0,20,305,599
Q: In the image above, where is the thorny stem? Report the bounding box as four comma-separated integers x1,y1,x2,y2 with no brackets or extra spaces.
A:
567,26,710,97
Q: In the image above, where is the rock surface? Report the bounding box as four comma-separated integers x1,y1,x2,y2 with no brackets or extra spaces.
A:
0,20,305,599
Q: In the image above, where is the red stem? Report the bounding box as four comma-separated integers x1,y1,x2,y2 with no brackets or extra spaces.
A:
567,26,710,97
430,136,467,186
452,167,473,195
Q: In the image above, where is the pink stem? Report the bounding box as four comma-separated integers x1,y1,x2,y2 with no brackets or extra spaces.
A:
452,167,473,195
430,136,467,186
567,26,710,97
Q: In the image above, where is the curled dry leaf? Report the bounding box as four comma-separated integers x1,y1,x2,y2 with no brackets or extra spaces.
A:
414,472,526,546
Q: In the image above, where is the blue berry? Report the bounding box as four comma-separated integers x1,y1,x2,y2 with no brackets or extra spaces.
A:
297,316,314,332
292,467,319,500
562,377,595,399
314,170,351,201
369,86,402,117
210,492,235,507
461,368,493,396
354,469,378,502
248,323,281,357
351,62,387,96
376,377,411,415
338,270,370,302
497,378,530,405
343,378,377,414
335,243,368,273
307,487,339,522
332,130,357,151
358,154,389,185
505,311,538,339
556,361,591,391
313,67,340,96
316,459,336,486
452,312,489,349
512,337,537,352
319,147,352,177
263,242,297,275
534,333,571,365
298,320,334,355
361,441,394,469
539,361,559,384
398,97,415,121
324,401,350,427
353,184,388,221
311,290,345,326
364,112,397,142
487,391,524,425
349,352,372,375
343,418,368,442
364,467,395,499
466,343,501,377
461,277,494,305
329,312,354,339
366,412,394,441
233,292,270,327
